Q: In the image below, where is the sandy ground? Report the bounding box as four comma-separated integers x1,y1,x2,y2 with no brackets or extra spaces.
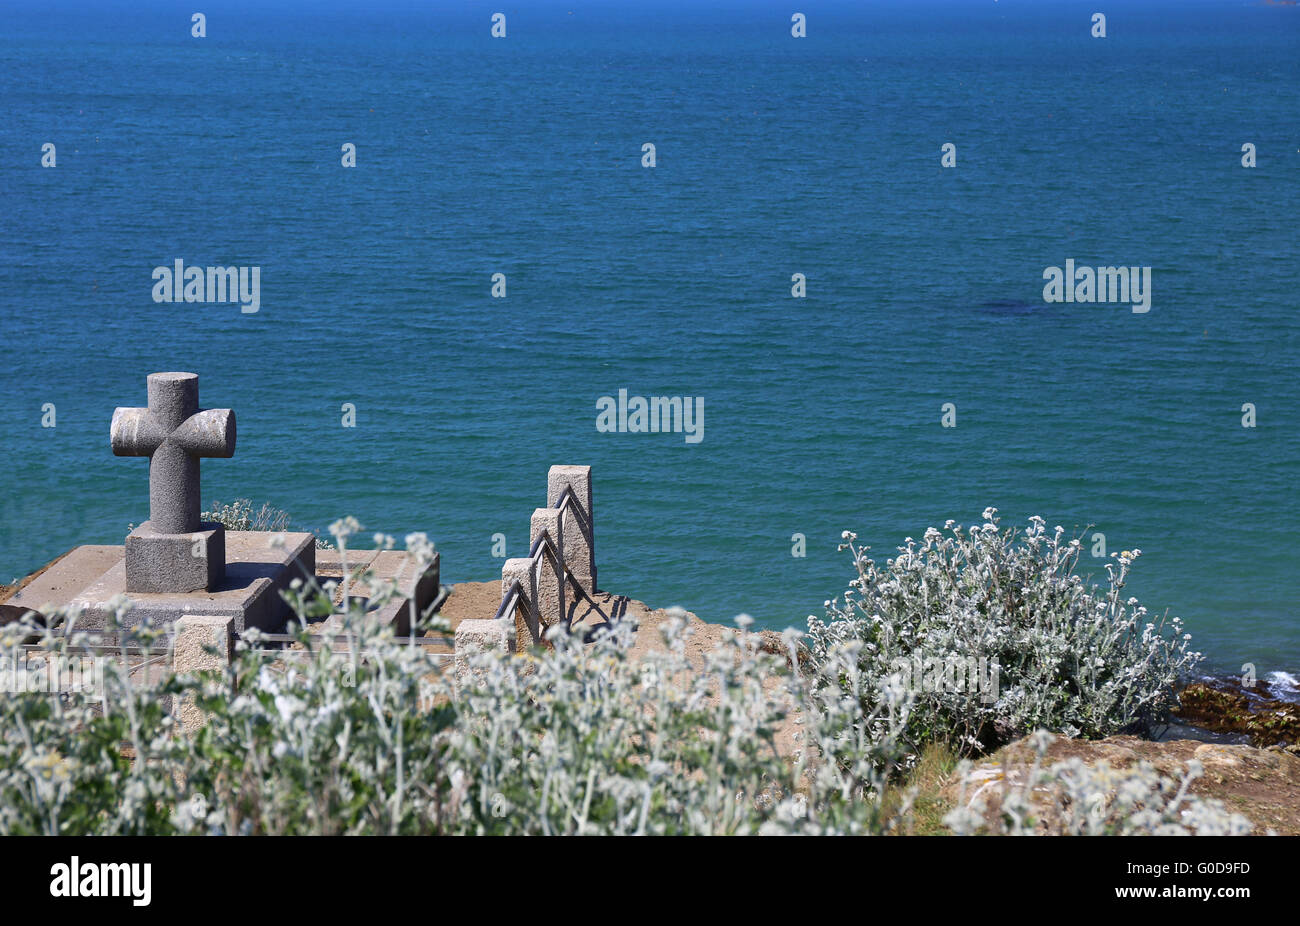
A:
437,579,741,661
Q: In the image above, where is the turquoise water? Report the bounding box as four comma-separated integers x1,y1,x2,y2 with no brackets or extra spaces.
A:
1,1,1297,675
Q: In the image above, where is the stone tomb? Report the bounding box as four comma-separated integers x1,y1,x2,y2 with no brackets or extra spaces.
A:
8,372,437,635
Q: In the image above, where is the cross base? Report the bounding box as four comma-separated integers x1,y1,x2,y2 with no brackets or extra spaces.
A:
125,521,226,594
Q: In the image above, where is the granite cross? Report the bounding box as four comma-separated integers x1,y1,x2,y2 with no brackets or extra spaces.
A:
111,372,236,535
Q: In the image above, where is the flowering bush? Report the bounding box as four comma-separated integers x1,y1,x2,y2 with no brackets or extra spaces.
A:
200,499,333,549
805,510,1203,756
0,604,187,835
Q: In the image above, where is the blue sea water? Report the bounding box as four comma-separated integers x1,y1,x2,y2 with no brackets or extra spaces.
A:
0,0,1296,676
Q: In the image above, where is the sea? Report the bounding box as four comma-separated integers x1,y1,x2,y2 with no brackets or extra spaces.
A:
1,0,1296,679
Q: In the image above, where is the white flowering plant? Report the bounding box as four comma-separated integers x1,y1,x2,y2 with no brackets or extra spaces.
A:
0,603,188,835
805,510,1203,757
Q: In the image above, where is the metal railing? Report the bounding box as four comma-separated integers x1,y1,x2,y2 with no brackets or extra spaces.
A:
491,485,605,643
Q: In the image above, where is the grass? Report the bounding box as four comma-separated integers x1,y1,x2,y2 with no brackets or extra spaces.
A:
886,743,961,835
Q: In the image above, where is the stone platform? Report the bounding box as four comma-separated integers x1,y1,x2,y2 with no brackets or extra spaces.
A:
9,532,315,633
77,532,316,632
6,534,440,636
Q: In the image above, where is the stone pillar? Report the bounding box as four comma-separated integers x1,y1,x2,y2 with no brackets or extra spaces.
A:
501,558,539,651
529,507,566,639
173,614,233,734
547,465,595,594
454,618,514,677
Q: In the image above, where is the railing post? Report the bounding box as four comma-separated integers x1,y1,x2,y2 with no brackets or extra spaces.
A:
454,618,514,678
173,614,233,735
501,558,539,651
530,507,566,639
547,465,596,595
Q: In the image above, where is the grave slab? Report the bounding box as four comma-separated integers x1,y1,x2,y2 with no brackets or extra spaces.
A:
68,532,315,633
6,546,126,622
365,550,441,634
319,549,440,635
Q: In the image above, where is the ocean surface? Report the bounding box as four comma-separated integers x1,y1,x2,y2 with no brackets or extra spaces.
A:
1,0,1296,676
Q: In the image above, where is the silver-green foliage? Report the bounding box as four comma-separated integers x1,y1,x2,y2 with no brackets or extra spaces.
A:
805,510,1203,755
199,499,333,548
0,516,1236,836
0,526,909,835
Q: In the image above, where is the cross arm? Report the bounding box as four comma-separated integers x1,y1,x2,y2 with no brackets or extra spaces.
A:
110,407,166,457
171,408,237,458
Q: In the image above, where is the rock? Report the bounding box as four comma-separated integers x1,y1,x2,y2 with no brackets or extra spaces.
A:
948,733,1300,835
1176,678,1300,747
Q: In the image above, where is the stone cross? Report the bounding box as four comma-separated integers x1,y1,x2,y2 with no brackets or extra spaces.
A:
111,372,235,593
111,372,235,534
